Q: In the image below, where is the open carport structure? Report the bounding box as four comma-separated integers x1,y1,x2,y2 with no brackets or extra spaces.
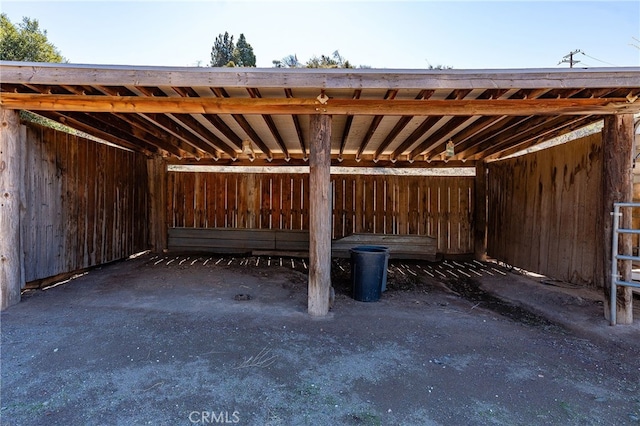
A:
1,62,639,320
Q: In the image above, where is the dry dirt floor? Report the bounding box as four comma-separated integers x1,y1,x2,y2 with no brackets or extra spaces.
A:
1,253,639,425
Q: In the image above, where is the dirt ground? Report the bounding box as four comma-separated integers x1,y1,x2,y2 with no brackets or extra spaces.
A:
1,253,639,425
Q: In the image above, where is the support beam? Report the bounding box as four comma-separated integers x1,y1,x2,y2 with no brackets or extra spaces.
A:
0,108,24,310
147,155,167,253
602,114,635,324
2,93,639,116
308,114,332,316
474,161,488,261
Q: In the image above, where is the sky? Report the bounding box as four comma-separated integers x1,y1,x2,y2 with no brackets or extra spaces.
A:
1,0,639,69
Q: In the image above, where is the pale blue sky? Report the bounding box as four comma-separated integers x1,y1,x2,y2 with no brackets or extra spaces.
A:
1,1,639,69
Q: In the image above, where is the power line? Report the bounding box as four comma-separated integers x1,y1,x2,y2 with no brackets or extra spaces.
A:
581,51,618,67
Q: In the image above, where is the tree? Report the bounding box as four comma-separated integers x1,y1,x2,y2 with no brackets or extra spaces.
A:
210,31,235,67
233,34,256,67
273,50,356,69
306,50,353,68
210,32,256,67
273,54,300,68
0,14,65,62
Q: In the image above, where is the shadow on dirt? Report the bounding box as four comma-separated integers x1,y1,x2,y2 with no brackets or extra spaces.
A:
331,258,562,331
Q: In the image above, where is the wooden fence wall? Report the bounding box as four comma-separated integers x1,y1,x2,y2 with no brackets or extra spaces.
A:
23,123,149,283
487,133,603,287
167,172,474,254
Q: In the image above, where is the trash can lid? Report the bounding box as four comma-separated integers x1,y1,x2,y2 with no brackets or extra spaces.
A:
349,245,389,254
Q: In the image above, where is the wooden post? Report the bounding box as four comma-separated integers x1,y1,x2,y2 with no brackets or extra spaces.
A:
308,114,332,316
474,160,488,261
603,114,634,324
0,108,24,310
147,155,167,253
246,173,257,229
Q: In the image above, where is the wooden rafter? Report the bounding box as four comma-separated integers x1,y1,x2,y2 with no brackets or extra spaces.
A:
285,88,307,158
390,116,442,160
455,116,532,159
138,113,211,158
356,90,398,159
338,89,361,159
485,115,597,160
409,116,472,160
3,93,638,116
247,87,289,159
373,90,434,160
36,111,160,156
169,113,237,159
212,87,273,159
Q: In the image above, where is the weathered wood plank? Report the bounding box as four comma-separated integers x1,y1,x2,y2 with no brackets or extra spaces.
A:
148,155,167,252
374,176,386,234
363,176,375,233
458,177,471,253
272,174,282,229
0,108,23,310
4,93,637,116
487,133,605,289
3,64,639,91
308,114,332,316
344,176,355,235
183,172,196,228
20,123,148,285
194,173,205,228
602,114,635,324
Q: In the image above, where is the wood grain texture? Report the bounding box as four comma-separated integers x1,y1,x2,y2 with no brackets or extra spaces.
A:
166,171,474,255
602,114,635,324
308,114,332,316
0,108,23,310
487,133,604,288
21,123,149,284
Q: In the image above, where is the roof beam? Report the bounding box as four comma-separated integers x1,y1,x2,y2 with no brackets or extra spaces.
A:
169,114,237,159
337,89,361,159
373,90,435,160
211,87,273,159
483,115,597,160
3,62,639,90
36,111,160,156
247,88,289,159
355,89,398,159
285,88,307,158
3,93,638,115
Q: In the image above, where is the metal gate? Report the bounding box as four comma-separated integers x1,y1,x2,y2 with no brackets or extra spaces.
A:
610,202,640,325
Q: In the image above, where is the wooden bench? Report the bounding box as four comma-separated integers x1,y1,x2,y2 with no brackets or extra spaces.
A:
331,233,438,261
168,228,308,254
168,228,438,261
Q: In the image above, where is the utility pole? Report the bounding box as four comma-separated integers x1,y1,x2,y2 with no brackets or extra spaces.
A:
558,49,582,68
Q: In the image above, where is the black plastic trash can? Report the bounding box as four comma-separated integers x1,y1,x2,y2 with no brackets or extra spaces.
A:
350,245,390,302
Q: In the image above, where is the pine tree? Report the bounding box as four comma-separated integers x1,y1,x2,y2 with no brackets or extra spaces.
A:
210,32,235,67
233,34,256,67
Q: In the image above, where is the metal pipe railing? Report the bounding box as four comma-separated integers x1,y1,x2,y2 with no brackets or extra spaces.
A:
610,202,640,325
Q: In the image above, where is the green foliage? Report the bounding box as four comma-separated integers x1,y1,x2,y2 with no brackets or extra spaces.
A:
273,50,356,68
0,13,65,62
210,32,256,67
210,31,234,66
233,34,256,67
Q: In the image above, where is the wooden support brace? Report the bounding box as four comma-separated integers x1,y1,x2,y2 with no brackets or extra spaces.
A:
147,155,167,253
602,114,635,324
308,114,332,316
474,160,488,261
0,108,24,310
